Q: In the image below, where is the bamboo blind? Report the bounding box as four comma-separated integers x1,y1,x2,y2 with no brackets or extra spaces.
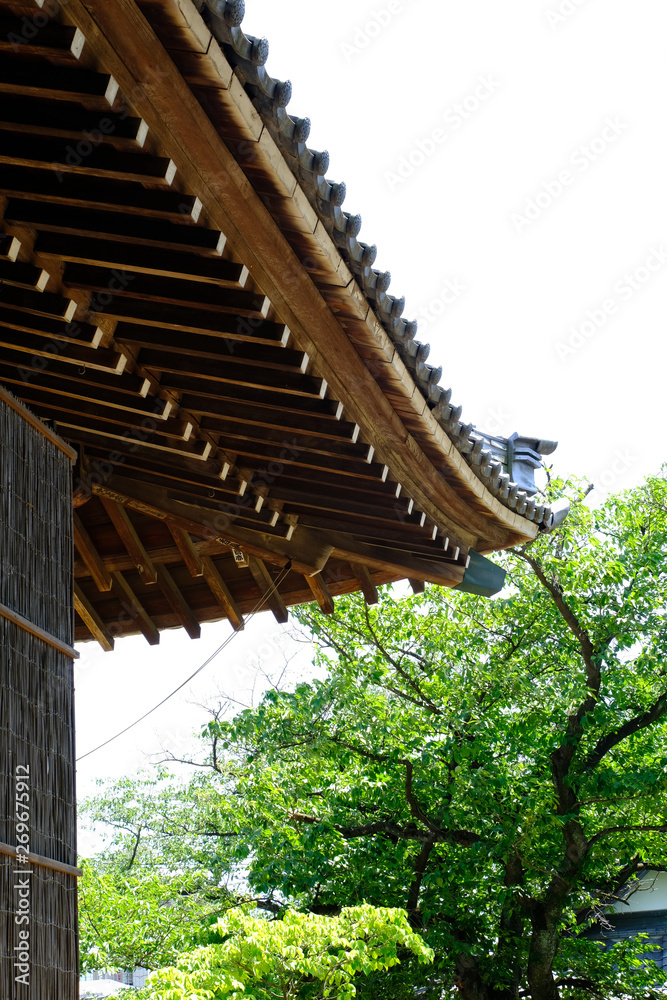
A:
0,390,78,999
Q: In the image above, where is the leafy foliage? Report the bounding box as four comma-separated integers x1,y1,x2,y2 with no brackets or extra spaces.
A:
139,904,433,1000
79,860,225,973
79,773,236,973
83,473,667,999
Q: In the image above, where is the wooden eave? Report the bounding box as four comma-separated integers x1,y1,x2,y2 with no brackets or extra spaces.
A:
0,0,548,646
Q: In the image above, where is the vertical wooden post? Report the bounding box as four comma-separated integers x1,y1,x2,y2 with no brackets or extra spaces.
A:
0,388,79,999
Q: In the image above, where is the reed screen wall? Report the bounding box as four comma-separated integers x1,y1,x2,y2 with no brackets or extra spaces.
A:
0,390,77,999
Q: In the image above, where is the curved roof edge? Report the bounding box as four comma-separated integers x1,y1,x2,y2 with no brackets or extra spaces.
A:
201,0,562,529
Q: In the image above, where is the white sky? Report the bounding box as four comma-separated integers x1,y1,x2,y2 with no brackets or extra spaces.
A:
75,0,667,847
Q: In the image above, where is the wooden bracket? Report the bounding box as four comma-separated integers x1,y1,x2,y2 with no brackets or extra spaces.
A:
249,557,288,623
306,572,335,615
74,583,114,651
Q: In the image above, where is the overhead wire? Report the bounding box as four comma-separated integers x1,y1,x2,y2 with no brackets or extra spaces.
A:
76,560,293,761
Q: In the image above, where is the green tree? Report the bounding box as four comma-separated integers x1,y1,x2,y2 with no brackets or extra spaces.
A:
79,773,236,973
141,904,433,999
84,474,667,999
79,862,217,973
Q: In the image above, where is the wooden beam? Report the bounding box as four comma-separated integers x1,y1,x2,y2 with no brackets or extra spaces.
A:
249,557,289,624
0,166,199,218
0,367,169,419
0,282,76,321
263,482,423,527
73,512,112,591
57,423,211,466
325,528,466,588
0,132,176,183
74,582,114,650
90,475,334,576
196,418,372,462
0,325,125,372
350,563,379,606
192,435,385,483
4,199,223,253
0,343,149,395
306,572,335,615
0,600,79,659
201,555,244,631
408,578,426,594
15,390,182,437
115,325,303,368
54,0,532,548
165,376,338,415
0,310,101,347
0,840,82,878
137,348,324,397
112,571,160,645
35,232,247,285
0,233,20,259
168,523,203,577
0,58,119,108
101,498,158,585
180,392,354,441
73,537,224,575
0,258,50,291
155,564,201,639
0,22,85,60
65,265,266,314
0,99,147,144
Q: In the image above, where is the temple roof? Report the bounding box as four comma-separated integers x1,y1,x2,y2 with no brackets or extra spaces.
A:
201,0,559,524
0,0,565,647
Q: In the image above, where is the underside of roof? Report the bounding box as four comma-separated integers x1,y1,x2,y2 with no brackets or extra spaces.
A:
0,0,565,647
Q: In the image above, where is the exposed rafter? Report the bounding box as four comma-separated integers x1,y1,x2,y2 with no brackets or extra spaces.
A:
0,0,565,649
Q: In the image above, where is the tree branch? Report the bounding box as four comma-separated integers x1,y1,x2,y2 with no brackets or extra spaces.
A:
554,978,602,996
289,811,483,846
406,838,435,915
517,552,598,686
360,603,442,715
589,823,667,848
585,692,667,771
517,551,602,822
328,734,392,763
126,826,142,871
404,761,444,837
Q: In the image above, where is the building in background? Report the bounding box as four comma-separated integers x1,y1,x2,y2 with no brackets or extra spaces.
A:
598,870,667,974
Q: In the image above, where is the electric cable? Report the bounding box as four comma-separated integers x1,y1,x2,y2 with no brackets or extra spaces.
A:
76,561,292,761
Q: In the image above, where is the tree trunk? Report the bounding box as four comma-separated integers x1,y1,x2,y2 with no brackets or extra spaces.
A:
455,954,489,1000
490,854,525,999
455,954,522,1000
525,905,562,1000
